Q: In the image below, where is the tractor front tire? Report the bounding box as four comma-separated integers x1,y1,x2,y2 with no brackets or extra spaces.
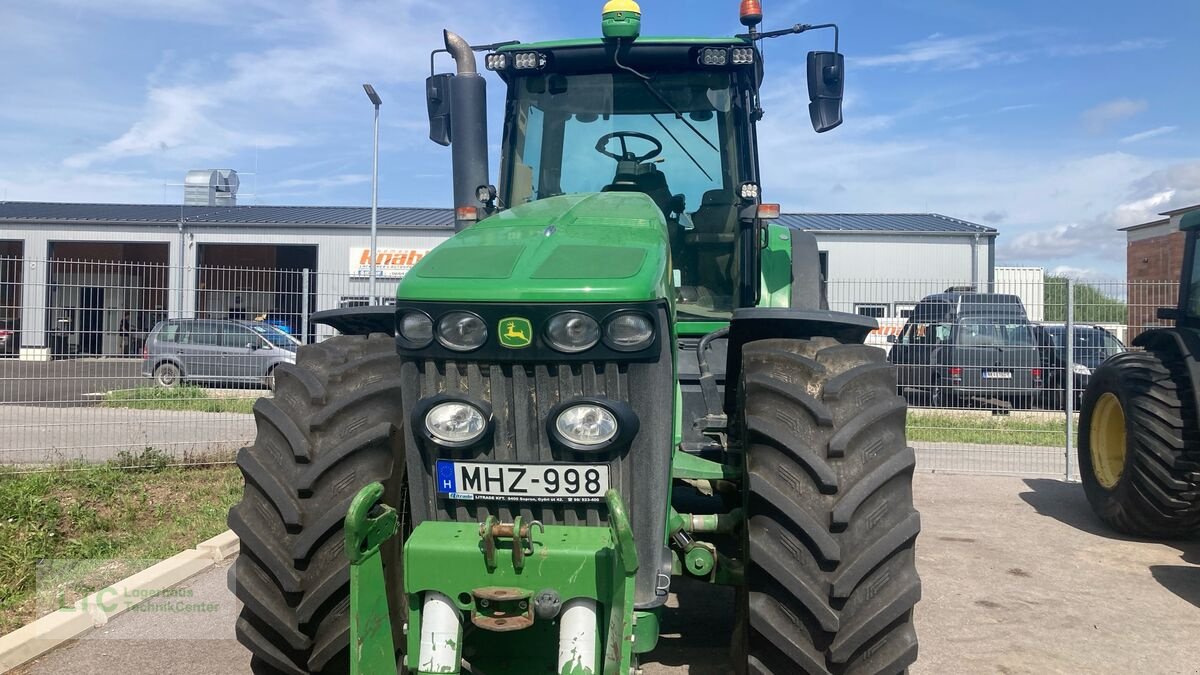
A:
228,334,404,674
739,338,921,675
1078,350,1200,538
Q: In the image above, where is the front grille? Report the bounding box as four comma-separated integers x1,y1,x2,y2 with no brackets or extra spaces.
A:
408,359,631,526
396,305,674,608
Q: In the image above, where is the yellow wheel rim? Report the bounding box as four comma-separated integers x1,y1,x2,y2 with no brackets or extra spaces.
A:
1090,392,1127,489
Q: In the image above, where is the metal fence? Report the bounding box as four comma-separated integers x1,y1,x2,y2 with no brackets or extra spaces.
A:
0,257,1179,478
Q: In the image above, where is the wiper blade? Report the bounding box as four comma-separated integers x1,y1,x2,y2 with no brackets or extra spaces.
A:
611,45,719,156
649,113,712,182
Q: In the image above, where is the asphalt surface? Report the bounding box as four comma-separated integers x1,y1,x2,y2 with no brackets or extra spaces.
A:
14,473,1200,674
0,358,144,407
0,405,253,463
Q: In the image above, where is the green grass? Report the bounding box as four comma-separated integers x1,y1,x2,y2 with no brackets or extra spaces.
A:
907,411,1077,447
0,452,241,635
102,385,257,415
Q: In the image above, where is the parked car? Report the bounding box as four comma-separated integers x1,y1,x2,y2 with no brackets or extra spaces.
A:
141,319,299,389
1033,324,1126,409
0,318,17,356
888,290,1044,407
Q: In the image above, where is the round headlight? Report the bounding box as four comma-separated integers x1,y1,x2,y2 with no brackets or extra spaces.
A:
604,313,654,351
436,312,487,352
425,402,487,444
555,404,618,447
545,312,600,353
398,312,433,347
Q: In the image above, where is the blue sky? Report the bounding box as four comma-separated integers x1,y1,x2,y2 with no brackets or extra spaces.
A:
2,0,1198,278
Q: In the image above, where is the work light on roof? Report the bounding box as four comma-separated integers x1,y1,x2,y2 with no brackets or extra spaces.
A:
700,48,728,66
485,53,507,71
512,51,546,70
731,47,755,64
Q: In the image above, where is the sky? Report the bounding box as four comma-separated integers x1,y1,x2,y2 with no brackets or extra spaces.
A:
2,0,1198,279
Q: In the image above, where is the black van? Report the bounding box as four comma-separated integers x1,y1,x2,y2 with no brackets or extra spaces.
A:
888,290,1044,407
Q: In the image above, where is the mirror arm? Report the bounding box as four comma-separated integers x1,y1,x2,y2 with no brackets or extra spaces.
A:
739,22,839,53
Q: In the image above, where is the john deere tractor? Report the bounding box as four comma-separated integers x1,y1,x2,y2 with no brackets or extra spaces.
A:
1079,209,1200,538
228,3,922,673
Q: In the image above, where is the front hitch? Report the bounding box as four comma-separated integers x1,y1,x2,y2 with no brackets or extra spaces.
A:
345,482,400,675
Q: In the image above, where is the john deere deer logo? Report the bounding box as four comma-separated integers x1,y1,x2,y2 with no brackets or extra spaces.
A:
499,317,532,349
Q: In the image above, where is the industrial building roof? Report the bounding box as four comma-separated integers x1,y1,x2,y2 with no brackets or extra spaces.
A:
0,202,994,235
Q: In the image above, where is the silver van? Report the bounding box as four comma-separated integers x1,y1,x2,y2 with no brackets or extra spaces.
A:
141,319,298,389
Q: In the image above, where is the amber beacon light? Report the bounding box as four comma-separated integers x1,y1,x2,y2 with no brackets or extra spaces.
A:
739,0,763,27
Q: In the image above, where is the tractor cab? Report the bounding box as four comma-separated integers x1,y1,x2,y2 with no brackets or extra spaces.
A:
427,0,844,321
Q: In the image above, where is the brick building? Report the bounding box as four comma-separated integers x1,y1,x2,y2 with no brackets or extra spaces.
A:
1122,204,1199,336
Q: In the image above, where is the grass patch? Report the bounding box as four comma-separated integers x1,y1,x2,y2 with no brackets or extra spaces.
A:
908,411,1077,447
102,385,256,415
0,455,241,635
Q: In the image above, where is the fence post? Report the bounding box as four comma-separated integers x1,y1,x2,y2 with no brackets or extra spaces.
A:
301,268,310,345
1065,279,1076,482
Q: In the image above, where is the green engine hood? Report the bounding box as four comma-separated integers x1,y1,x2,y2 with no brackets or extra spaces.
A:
398,193,672,303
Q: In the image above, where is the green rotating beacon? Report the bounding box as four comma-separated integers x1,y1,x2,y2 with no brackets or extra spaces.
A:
227,2,922,673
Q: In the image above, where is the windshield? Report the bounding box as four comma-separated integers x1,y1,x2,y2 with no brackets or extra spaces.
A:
503,70,746,318
1049,328,1124,358
954,318,1036,347
505,71,739,208
250,323,300,349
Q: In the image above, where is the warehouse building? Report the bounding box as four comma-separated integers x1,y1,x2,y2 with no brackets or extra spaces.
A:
0,174,997,360
1121,203,1200,335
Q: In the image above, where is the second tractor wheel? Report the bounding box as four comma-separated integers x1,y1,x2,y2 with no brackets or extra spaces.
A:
739,338,921,674
1078,350,1200,538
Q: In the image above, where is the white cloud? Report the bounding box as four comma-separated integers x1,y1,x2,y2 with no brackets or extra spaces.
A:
1081,98,1147,133
1119,125,1179,144
856,32,1166,72
59,1,531,170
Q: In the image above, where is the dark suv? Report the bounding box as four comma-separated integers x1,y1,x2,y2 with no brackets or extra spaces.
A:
888,291,1043,407
1033,324,1125,409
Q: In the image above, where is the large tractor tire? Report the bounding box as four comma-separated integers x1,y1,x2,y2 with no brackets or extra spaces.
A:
738,338,921,675
1078,350,1200,538
228,334,405,674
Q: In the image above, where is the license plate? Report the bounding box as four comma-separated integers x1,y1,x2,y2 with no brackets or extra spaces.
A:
435,460,609,503
983,371,1013,380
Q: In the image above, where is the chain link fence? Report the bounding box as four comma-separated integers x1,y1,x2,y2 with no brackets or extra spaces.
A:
0,256,1179,477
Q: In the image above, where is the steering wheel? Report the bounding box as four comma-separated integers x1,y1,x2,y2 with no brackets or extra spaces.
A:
595,131,664,163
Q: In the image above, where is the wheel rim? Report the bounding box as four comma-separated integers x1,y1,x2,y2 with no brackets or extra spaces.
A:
1090,392,1127,489
156,365,178,386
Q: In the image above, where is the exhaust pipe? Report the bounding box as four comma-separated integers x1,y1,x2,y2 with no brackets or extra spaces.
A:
443,30,490,232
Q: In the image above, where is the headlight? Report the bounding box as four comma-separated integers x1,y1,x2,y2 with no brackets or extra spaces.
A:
546,312,600,353
425,402,487,444
1072,363,1093,376
436,312,487,352
603,312,654,351
555,404,618,447
398,311,433,347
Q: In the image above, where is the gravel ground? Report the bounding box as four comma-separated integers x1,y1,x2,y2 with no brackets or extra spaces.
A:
13,472,1200,674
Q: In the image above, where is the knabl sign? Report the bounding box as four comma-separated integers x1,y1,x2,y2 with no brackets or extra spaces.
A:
349,248,428,279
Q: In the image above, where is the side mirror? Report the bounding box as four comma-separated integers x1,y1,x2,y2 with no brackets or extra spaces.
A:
887,335,897,344
245,342,259,351
1157,307,1179,321
806,51,844,133
426,74,453,147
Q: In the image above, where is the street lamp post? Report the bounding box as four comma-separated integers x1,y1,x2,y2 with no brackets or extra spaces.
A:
363,84,382,305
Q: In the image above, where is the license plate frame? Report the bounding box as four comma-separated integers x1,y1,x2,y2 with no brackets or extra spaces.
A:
435,460,610,503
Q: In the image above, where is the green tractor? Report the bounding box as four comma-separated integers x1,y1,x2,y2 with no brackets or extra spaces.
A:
227,2,922,673
1079,209,1200,538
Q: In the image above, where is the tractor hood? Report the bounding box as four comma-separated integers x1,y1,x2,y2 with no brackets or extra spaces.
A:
398,192,672,303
